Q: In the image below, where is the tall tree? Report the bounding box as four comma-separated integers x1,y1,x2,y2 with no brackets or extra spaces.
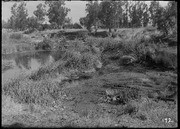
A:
149,1,160,27
123,1,129,27
9,2,28,30
98,1,116,32
33,3,46,24
129,2,138,27
111,1,123,28
45,0,70,29
136,1,145,27
142,2,149,27
16,2,28,30
116,1,124,28
9,3,18,30
85,1,100,32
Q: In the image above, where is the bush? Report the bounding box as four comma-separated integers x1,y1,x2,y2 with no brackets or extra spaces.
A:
73,23,83,29
154,50,177,70
24,28,35,34
35,38,52,50
91,31,109,38
64,30,89,40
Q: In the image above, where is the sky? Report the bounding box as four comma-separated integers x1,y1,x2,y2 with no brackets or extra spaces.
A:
2,1,168,23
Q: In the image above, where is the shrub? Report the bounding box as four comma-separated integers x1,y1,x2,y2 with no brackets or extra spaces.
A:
35,38,52,50
63,30,89,40
24,28,35,34
154,50,177,70
73,23,83,29
51,50,66,61
80,53,96,70
85,37,105,47
9,33,23,40
123,103,138,115
68,40,89,53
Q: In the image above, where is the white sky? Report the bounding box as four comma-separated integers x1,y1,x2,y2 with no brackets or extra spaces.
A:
2,1,168,23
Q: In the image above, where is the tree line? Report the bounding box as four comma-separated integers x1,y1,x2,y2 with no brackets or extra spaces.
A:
2,1,177,37
80,1,177,36
2,1,81,31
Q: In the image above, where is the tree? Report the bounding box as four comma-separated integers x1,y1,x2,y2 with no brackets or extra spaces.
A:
79,17,86,27
33,3,46,24
136,1,145,27
45,0,70,29
149,1,160,27
129,2,138,27
157,1,177,36
26,16,38,29
123,1,129,27
114,1,124,28
9,2,28,31
9,3,18,30
142,2,149,27
16,2,28,30
84,1,100,32
98,1,116,32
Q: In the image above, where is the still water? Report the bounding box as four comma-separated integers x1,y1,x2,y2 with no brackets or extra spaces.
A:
2,51,55,83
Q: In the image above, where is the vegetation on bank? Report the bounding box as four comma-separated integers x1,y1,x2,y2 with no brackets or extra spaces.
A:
2,0,177,127
3,27,177,103
2,27,177,127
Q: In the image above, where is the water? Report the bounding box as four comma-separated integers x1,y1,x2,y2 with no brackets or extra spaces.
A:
2,51,55,83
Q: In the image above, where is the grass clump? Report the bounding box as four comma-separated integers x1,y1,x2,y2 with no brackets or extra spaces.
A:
63,50,96,71
2,60,14,72
3,77,62,107
154,50,177,70
9,32,23,40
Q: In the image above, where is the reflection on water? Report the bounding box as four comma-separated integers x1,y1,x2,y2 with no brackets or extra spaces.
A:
2,51,55,83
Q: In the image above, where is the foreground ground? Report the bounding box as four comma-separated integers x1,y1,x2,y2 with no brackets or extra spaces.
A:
2,28,177,128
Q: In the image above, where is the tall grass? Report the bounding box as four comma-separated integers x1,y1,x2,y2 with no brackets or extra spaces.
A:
9,33,23,40
3,77,61,107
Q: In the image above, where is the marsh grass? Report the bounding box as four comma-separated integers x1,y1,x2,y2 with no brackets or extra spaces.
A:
3,76,62,107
